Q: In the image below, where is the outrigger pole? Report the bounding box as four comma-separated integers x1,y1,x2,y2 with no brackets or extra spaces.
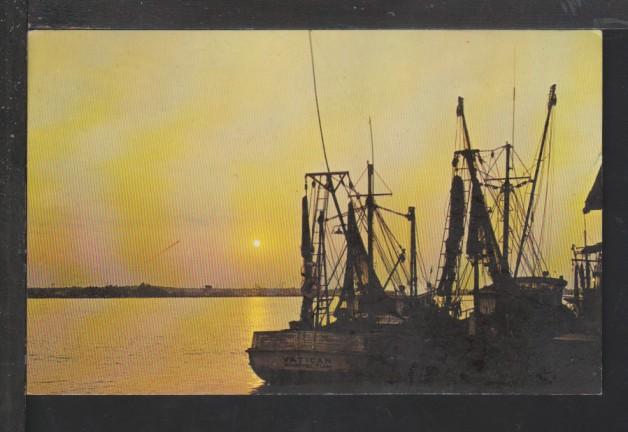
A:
456,97,507,283
513,84,557,278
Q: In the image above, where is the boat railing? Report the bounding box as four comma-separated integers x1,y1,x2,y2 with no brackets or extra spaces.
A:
251,330,367,353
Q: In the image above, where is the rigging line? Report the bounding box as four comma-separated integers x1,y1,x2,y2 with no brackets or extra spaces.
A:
542,114,556,253
538,123,551,250
374,170,394,194
329,230,348,267
457,260,471,293
353,166,368,187
520,219,546,273
530,167,543,219
415,231,429,285
434,198,451,287
376,236,401,290
477,144,511,154
510,193,531,248
376,205,407,219
372,232,391,278
325,242,347,290
521,244,537,277
308,186,317,232
379,210,404,251
512,147,533,178
509,201,525,241
375,212,399,268
414,234,428,285
511,190,545,274
482,147,505,177
529,199,550,264
525,229,543,267
309,183,319,238
382,226,406,285
375,215,404,283
308,30,331,172
324,220,341,262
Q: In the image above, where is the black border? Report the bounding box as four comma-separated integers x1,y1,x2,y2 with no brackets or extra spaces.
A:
1,1,628,431
1,0,27,430
26,0,628,30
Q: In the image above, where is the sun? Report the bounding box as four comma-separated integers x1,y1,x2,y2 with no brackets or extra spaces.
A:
253,239,261,248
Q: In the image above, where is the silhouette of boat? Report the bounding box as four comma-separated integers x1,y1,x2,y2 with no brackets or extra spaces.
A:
247,45,600,389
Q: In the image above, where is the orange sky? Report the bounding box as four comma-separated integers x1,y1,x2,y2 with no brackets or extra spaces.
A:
27,30,602,288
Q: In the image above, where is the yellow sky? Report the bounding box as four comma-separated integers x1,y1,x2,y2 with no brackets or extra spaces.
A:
27,30,602,288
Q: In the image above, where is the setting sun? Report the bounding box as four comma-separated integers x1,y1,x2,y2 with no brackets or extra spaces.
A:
253,239,261,248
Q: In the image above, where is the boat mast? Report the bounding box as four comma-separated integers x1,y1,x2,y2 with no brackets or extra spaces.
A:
298,193,314,328
502,142,512,272
513,84,557,278
457,97,506,282
367,115,375,297
315,209,329,327
367,161,375,299
503,47,515,272
460,98,481,303
409,206,417,296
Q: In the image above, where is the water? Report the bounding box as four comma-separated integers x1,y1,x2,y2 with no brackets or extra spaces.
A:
27,297,300,395
28,297,600,395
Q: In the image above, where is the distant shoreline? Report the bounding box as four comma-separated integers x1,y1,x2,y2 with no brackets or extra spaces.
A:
27,285,301,298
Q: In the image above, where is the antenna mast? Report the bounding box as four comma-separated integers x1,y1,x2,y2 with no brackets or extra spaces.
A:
511,47,517,147
369,116,375,165
308,30,331,172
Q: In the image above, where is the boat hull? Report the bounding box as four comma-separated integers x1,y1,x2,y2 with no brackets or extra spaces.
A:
248,349,378,383
247,329,423,384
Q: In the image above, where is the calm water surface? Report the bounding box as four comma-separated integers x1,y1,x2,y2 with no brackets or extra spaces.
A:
27,298,300,394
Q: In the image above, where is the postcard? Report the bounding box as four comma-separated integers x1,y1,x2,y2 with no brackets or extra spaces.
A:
27,30,602,395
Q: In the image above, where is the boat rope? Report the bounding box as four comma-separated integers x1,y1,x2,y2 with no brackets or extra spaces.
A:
374,169,394,194
415,230,429,286
537,113,555,259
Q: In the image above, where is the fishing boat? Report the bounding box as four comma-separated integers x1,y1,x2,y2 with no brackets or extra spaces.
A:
247,32,597,388
247,162,449,383
437,86,571,331
434,87,600,391
248,86,569,385
248,33,453,384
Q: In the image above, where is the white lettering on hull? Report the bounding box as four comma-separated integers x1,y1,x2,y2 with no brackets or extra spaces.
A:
282,355,333,370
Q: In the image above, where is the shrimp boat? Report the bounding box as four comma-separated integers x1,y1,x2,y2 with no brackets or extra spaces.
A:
248,66,598,388
438,85,571,330
250,86,552,384
248,34,450,384
433,86,599,391
247,162,448,383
